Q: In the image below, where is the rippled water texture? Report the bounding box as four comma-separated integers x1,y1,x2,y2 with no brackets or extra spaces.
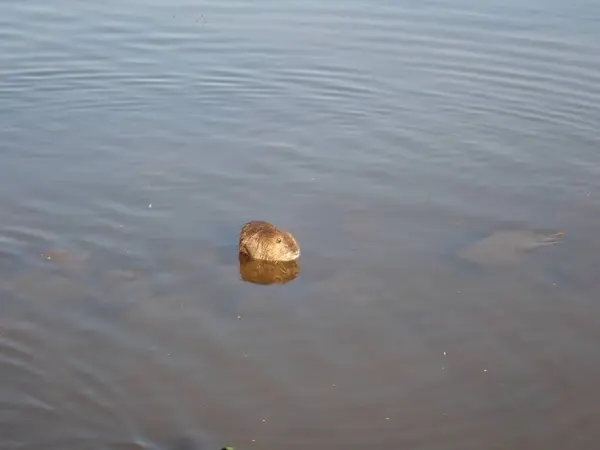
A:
1,0,600,448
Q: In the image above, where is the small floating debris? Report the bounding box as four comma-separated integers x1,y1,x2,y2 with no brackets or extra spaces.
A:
40,250,89,267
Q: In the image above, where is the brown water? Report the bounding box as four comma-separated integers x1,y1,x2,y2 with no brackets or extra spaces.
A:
1,0,600,448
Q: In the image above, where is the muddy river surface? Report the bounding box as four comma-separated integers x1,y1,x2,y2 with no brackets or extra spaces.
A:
1,0,599,448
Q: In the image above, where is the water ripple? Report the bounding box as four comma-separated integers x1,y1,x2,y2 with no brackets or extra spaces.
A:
1,0,600,448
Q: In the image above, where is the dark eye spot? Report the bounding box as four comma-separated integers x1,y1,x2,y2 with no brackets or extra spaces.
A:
276,238,282,243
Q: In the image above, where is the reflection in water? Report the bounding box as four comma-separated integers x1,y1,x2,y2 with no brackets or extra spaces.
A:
239,253,300,285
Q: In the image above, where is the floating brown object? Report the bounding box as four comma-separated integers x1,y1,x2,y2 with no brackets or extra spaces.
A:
239,220,300,262
458,229,565,266
239,252,300,285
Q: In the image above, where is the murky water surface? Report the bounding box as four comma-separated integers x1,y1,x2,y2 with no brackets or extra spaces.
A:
1,0,599,448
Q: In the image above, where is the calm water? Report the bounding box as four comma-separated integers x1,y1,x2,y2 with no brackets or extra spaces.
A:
1,0,600,448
